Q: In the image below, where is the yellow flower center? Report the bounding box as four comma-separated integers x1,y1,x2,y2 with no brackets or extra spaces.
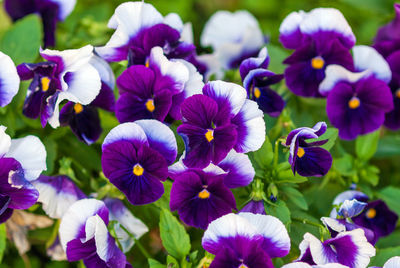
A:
198,189,210,199
253,87,261,99
396,89,400,99
205,129,214,142
366,208,376,219
311,56,325,69
133,164,144,176
238,264,249,268
73,103,84,114
41,77,51,92
297,147,305,158
348,96,360,109
145,59,150,68
145,99,155,112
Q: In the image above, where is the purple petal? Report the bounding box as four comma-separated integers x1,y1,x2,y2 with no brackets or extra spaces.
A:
218,150,255,188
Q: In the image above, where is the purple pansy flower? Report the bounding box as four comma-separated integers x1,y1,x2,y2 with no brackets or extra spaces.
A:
279,8,355,97
102,120,177,205
59,199,127,267
282,263,349,268
4,0,76,47
202,213,290,268
330,190,369,218
104,198,148,253
0,126,47,223
0,51,20,107
59,55,115,144
239,47,285,117
17,45,102,128
285,122,332,177
240,200,266,215
178,80,265,168
96,2,194,64
297,229,375,268
320,46,393,140
337,199,367,218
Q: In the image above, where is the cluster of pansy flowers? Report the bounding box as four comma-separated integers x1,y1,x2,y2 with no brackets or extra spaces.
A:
0,0,400,267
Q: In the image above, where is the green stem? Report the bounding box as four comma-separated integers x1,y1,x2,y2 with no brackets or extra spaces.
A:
119,224,151,259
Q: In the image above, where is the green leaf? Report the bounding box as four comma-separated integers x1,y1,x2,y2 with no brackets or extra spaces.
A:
276,169,308,184
308,128,338,151
148,258,166,268
282,186,308,210
360,165,380,186
0,15,42,65
355,130,380,161
370,246,400,267
376,135,400,158
166,255,179,268
265,200,291,228
0,224,6,262
377,186,400,216
154,181,173,210
251,136,274,169
334,154,356,176
159,209,191,261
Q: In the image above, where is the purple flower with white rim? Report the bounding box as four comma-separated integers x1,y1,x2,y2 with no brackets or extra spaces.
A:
200,10,264,71
0,51,20,107
96,2,194,64
337,199,367,218
17,45,102,128
59,199,127,267
115,46,189,123
202,212,290,267
0,126,46,223
285,122,332,177
383,51,400,130
104,198,148,253
4,0,76,47
32,175,86,219
330,190,369,218
282,263,349,268
178,80,265,168
59,55,115,144
102,120,177,205
239,47,285,117
297,229,375,268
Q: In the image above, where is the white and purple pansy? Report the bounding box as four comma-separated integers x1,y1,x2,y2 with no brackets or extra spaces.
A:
177,80,265,169
4,0,76,47
378,256,400,268
337,199,367,218
17,45,102,128
297,229,375,268
279,8,355,97
59,199,127,267
96,1,194,64
285,122,332,177
202,212,290,268
101,120,177,205
104,198,148,253
0,126,47,223
330,190,369,218
0,51,20,107
282,262,349,268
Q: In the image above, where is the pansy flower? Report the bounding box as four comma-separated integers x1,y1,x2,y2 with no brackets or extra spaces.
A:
285,122,332,177
59,199,127,267
59,55,115,144
202,213,290,268
240,200,266,215
282,263,348,268
320,46,393,140
379,256,400,268
96,2,194,64
0,51,20,107
177,80,265,168
0,126,46,223
383,51,400,130
329,190,369,218
4,0,76,47
239,47,285,117
279,8,355,97
17,45,102,128
102,120,177,205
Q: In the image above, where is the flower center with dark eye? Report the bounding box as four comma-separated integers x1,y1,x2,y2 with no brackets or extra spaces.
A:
74,103,84,114
395,89,400,99
145,99,155,112
205,129,214,142
253,87,261,99
311,56,325,69
366,208,376,219
41,77,51,92
198,189,210,199
348,96,360,109
297,147,305,158
133,164,144,176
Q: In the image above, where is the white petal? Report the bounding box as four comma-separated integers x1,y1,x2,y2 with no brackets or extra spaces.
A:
353,45,392,83
384,256,400,268
281,263,312,268
180,23,194,44
89,54,115,89
6,136,47,181
302,233,335,264
320,217,346,233
203,163,227,175
102,122,148,149
0,51,20,107
85,215,109,262
218,150,254,188
174,59,204,97
48,0,76,20
197,53,224,80
0,126,11,157
279,11,306,36
163,13,184,32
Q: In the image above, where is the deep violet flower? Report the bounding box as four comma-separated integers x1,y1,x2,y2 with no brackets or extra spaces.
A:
17,45,102,128
0,51,20,107
59,199,127,267
240,200,266,215
285,122,332,177
177,80,265,168
202,213,290,268
383,51,400,130
4,0,76,47
102,120,177,205
0,126,47,223
279,8,355,97
239,47,285,117
96,2,194,64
